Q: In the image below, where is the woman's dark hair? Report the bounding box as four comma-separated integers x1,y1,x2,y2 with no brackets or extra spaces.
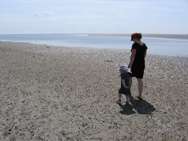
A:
131,33,142,41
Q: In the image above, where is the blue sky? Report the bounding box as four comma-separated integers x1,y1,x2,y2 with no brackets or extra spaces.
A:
0,0,188,34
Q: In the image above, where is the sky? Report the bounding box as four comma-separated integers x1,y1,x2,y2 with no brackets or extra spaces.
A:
0,0,188,34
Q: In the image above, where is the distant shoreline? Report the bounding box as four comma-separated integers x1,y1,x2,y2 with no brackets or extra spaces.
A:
0,33,188,40
87,33,188,40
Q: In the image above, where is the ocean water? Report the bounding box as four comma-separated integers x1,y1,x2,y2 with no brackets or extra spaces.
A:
0,33,188,57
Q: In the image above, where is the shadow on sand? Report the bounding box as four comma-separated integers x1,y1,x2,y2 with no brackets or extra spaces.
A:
118,96,155,115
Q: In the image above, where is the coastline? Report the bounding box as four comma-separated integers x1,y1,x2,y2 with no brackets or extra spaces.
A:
1,33,188,40
0,41,188,141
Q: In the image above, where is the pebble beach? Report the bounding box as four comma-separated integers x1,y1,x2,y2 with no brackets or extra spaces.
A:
0,41,188,141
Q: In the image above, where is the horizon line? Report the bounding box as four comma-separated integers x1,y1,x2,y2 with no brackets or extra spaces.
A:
0,32,188,35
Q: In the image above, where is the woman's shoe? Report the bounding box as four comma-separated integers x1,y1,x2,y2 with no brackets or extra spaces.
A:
136,96,143,101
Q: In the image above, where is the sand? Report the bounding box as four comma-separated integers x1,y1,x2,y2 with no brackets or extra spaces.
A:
0,41,188,141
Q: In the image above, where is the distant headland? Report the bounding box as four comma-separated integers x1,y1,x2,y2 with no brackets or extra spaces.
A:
86,33,188,40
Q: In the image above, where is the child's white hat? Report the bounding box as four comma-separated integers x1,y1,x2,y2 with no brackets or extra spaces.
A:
119,64,129,73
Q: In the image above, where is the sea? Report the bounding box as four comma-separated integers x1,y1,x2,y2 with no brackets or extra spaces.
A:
0,33,188,57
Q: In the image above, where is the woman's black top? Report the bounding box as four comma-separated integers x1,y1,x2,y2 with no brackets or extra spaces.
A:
131,42,147,79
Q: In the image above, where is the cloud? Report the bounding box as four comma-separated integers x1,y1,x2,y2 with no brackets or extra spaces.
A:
33,12,54,17
0,0,188,33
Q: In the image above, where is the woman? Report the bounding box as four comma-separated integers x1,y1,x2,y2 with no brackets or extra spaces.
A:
128,33,147,99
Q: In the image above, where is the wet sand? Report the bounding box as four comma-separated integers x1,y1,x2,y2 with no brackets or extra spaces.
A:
0,41,188,141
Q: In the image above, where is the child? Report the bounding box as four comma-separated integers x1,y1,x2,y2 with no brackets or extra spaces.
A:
117,65,132,105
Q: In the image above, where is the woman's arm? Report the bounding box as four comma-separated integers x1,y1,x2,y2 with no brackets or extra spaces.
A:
128,49,136,68
144,50,147,58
